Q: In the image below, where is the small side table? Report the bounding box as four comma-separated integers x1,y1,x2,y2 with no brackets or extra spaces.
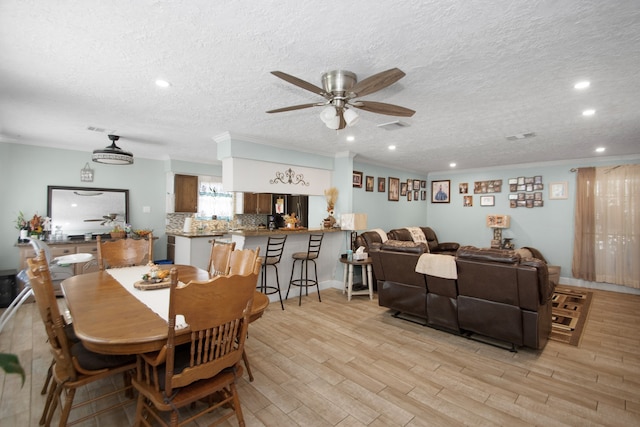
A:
339,257,373,301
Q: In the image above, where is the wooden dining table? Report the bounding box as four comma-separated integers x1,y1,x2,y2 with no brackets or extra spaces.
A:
61,264,270,355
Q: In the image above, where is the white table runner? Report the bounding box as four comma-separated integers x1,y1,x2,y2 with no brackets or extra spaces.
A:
106,266,187,328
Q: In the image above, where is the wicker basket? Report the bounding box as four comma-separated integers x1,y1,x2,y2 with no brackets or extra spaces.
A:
110,231,125,239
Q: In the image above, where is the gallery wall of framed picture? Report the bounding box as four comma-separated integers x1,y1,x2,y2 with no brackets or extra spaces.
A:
454,175,554,209
352,170,427,203
351,169,557,209
507,175,545,208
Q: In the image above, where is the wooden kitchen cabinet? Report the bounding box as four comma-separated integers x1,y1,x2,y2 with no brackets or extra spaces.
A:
240,193,272,214
174,174,198,213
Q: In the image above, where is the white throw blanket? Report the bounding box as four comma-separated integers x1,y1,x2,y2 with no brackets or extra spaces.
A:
415,253,458,279
371,228,388,243
405,227,427,243
106,266,188,329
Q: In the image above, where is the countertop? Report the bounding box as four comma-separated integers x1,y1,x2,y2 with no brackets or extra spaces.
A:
165,231,227,238
227,227,342,237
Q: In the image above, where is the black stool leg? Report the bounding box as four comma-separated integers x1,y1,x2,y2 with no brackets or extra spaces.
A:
286,259,297,300
273,264,284,310
299,259,305,306
312,259,321,302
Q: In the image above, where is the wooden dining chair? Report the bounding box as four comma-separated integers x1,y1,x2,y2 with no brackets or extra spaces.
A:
27,251,136,427
97,233,153,270
132,267,256,427
228,247,261,276
207,239,236,276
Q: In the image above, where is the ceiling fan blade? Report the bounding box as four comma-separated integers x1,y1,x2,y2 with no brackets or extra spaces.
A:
349,68,406,98
271,71,329,98
266,103,321,113
352,100,415,117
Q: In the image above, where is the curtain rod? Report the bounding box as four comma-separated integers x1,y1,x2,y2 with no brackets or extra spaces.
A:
570,165,622,173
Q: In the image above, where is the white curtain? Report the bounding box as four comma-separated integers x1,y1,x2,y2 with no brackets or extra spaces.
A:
593,164,640,288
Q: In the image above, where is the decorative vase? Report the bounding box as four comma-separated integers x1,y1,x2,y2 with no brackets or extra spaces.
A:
323,215,336,228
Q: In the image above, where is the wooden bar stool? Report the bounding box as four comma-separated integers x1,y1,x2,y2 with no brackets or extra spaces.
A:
259,235,287,310
286,233,324,306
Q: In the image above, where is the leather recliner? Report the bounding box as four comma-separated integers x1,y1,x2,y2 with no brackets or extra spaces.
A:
376,244,556,350
456,246,554,350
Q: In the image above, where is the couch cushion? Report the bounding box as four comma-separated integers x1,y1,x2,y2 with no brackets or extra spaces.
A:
381,240,427,254
456,246,520,264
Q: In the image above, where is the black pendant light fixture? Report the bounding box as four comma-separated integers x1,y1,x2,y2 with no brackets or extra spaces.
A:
92,134,134,165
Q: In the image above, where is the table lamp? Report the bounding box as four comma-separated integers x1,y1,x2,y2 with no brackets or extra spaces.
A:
340,213,368,251
486,214,510,249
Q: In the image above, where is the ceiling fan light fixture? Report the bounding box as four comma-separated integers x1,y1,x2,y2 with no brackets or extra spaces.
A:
320,106,337,123
343,108,360,126
92,134,134,165
325,115,340,129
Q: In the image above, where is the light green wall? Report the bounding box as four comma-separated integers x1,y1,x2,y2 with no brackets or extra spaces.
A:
352,161,428,229
426,156,640,293
0,142,218,269
3,141,638,295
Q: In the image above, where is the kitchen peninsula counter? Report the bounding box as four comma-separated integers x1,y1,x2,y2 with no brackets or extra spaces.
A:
227,227,342,237
230,227,345,304
165,231,227,238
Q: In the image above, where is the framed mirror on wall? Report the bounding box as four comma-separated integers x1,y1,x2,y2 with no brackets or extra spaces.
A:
47,186,129,238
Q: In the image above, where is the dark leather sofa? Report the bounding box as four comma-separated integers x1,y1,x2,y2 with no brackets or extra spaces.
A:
376,244,556,350
355,227,459,291
387,227,460,255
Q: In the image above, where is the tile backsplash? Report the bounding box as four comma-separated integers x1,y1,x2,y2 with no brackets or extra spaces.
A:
165,213,268,233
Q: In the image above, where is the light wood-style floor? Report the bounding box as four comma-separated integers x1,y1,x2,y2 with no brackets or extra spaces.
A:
1,286,639,426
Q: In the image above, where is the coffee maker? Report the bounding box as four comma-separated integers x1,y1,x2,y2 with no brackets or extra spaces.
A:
267,215,276,230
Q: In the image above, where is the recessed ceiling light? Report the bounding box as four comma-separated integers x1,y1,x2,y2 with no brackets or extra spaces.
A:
574,81,590,89
595,147,605,153
449,163,457,168
582,109,596,116
346,136,355,142
388,145,396,150
155,79,171,88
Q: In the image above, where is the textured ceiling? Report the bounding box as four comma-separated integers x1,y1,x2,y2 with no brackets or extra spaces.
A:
1,0,639,173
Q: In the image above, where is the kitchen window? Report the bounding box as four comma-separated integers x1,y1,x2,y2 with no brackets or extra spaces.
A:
197,181,233,220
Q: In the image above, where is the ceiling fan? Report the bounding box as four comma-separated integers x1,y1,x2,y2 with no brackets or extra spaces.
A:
83,213,121,225
266,68,415,130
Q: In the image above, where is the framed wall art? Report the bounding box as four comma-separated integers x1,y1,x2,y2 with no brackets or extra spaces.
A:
480,195,495,206
378,177,385,192
365,175,374,192
401,182,408,196
549,182,568,199
352,171,363,188
431,180,450,203
388,177,400,201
